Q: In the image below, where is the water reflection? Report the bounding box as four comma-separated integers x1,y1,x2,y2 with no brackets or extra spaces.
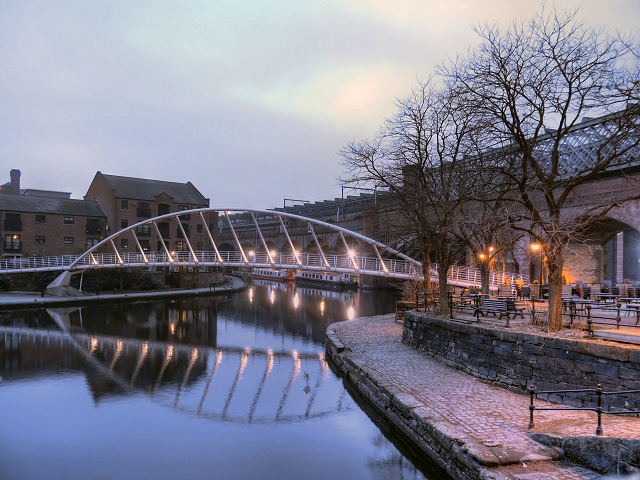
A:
0,285,433,480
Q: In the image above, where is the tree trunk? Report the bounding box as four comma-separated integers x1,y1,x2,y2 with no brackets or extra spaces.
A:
546,249,564,330
479,262,490,295
437,252,450,315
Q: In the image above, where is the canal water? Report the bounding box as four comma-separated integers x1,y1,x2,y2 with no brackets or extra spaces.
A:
0,283,439,480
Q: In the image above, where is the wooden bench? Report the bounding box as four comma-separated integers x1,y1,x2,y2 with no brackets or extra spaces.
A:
508,299,526,319
476,298,511,320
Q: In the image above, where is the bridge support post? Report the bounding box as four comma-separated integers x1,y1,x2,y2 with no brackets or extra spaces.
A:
45,271,90,297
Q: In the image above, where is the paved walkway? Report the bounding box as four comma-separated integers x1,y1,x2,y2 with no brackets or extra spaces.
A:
0,276,246,309
331,315,640,480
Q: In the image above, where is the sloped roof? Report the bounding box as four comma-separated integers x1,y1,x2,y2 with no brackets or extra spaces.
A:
98,172,208,206
0,194,106,217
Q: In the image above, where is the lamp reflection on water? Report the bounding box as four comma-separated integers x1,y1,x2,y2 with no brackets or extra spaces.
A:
293,293,299,309
320,299,325,315
347,306,355,320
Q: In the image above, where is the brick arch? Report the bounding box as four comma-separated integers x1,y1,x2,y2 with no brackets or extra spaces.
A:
563,210,640,284
603,203,640,235
331,236,363,255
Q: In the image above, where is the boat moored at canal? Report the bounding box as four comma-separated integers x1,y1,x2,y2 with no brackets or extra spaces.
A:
252,268,295,282
295,271,358,291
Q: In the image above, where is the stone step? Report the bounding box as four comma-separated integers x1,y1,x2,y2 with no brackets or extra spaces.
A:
592,328,640,345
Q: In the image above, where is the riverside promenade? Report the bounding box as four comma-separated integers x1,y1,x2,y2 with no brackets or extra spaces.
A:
0,276,246,309
326,315,640,480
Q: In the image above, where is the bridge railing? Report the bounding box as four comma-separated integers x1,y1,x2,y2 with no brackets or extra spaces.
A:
0,250,525,285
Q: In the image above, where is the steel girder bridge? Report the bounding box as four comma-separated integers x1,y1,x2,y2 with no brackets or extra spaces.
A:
0,208,527,289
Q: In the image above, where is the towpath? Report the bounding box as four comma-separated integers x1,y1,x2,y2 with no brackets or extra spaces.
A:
329,315,640,480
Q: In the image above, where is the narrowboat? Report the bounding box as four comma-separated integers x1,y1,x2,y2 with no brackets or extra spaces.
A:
295,271,358,291
253,268,295,282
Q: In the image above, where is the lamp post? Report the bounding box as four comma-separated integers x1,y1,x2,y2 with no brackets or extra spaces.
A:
479,247,494,294
530,243,543,285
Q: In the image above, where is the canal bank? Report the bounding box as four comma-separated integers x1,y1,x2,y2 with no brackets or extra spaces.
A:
326,314,640,480
0,275,247,310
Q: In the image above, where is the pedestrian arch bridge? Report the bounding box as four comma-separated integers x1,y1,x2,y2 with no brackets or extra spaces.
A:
0,208,527,289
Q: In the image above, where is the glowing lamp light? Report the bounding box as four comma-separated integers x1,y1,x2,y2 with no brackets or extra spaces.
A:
248,250,254,258
489,246,494,252
479,253,486,260
530,243,541,252
348,250,355,258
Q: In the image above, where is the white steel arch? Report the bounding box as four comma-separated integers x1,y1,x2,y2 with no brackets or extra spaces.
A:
0,208,529,288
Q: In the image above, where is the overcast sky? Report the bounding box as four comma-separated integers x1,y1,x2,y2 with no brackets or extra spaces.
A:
1,1,639,209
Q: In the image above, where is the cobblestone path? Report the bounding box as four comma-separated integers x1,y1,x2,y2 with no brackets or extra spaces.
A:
332,315,640,480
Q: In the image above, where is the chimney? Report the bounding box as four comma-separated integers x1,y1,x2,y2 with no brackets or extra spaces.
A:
10,169,20,195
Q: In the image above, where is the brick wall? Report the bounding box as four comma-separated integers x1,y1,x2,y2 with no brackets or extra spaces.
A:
563,244,605,284
403,311,640,412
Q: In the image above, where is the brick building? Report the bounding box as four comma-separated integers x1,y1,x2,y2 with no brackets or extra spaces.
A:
0,194,107,258
84,172,217,254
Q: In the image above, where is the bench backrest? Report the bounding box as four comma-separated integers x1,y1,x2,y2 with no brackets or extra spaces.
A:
480,299,508,308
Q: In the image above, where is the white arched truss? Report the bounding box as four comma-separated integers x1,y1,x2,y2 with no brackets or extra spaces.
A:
0,208,529,288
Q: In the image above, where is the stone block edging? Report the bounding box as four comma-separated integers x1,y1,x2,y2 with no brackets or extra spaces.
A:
326,323,531,480
402,311,640,413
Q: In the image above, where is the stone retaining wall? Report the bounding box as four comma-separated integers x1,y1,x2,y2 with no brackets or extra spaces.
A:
402,311,640,413
326,324,485,480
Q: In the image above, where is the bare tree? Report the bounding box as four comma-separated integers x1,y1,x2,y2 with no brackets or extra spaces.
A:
340,79,477,314
440,6,640,329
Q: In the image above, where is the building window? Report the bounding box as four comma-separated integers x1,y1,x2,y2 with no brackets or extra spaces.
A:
4,234,21,252
64,237,74,245
197,224,203,233
158,204,170,216
121,200,128,210
121,238,128,249
176,241,187,251
64,217,74,225
35,235,46,244
139,239,150,252
137,202,151,218
121,219,128,230
4,213,22,231
177,223,190,238
87,238,99,249
136,224,151,236
196,242,203,250
178,205,190,220
35,215,46,224
86,218,101,234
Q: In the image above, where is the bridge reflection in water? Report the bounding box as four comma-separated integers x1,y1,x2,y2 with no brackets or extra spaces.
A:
0,284,390,422
0,286,431,480
1,309,343,425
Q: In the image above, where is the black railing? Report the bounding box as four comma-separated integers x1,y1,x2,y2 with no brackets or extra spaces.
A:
561,300,640,333
528,384,640,436
3,220,22,231
136,207,152,218
413,288,439,312
4,242,22,252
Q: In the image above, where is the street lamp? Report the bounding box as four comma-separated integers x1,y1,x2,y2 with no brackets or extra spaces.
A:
530,243,543,285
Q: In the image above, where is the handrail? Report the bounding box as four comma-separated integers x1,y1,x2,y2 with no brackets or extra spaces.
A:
528,384,640,436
